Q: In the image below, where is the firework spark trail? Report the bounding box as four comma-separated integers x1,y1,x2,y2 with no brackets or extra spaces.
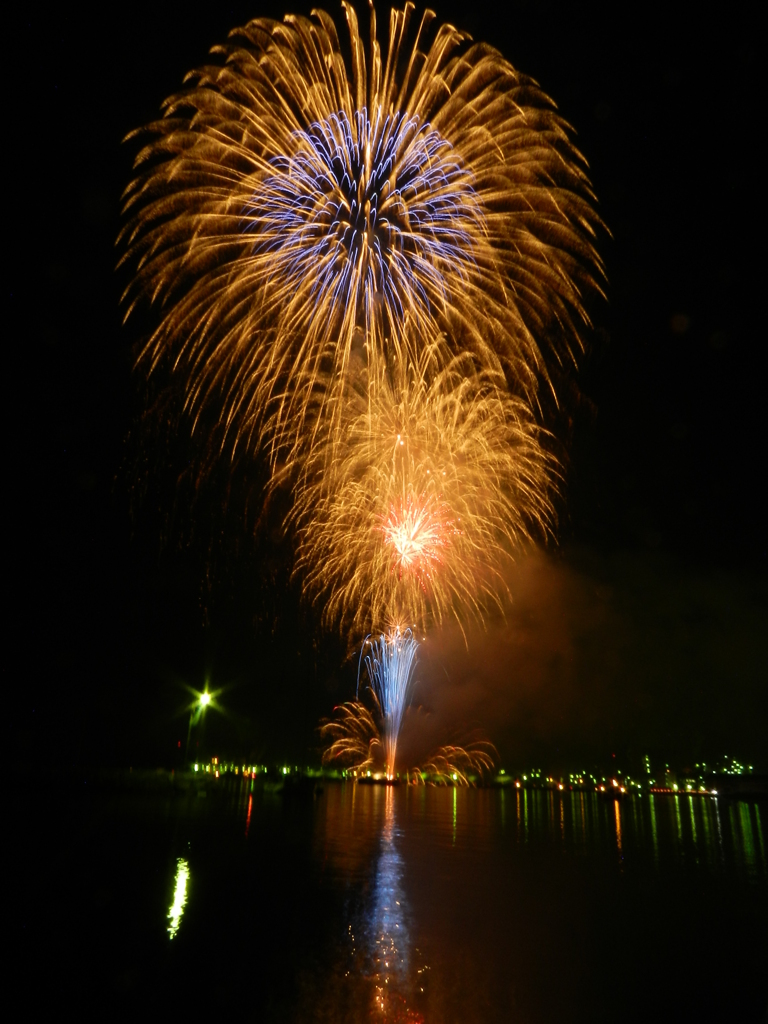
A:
359,628,419,778
413,743,498,786
121,3,604,470
320,701,383,771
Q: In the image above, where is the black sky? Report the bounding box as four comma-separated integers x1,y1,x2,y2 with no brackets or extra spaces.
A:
10,1,765,772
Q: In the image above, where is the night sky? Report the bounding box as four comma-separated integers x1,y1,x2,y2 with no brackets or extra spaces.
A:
10,1,765,773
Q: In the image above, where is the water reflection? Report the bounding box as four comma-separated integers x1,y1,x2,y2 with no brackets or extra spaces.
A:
363,788,414,1020
312,787,765,877
755,807,766,861
714,796,725,860
312,785,427,1021
245,793,253,837
733,801,763,872
167,857,189,939
332,788,764,1022
142,780,767,1021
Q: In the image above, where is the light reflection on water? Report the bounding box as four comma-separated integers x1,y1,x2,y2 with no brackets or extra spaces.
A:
166,857,189,939
364,788,412,1019
302,784,766,1022
25,779,767,1020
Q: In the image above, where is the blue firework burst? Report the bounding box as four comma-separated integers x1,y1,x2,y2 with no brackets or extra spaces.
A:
247,108,482,342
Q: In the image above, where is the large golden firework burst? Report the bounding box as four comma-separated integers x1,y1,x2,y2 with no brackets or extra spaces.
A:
120,2,603,468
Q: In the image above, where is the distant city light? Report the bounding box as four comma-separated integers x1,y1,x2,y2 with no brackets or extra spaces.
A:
178,752,752,797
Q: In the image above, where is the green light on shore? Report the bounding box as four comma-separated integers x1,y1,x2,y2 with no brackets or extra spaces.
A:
200,692,211,707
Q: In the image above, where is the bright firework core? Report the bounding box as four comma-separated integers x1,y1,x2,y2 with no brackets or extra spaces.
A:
359,628,419,779
382,493,456,588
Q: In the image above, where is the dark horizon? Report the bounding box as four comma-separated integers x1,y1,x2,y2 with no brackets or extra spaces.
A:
9,0,765,773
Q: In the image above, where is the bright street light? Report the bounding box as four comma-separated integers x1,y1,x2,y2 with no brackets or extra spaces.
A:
185,686,218,767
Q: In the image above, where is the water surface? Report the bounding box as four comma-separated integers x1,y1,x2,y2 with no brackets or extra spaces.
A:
21,781,767,1021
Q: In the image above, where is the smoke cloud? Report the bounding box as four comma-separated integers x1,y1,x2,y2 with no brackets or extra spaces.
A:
397,547,766,770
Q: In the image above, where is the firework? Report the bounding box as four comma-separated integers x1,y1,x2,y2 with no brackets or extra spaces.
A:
381,492,456,587
121,3,603,468
359,628,419,778
411,743,498,786
320,700,383,772
293,350,554,636
319,697,498,785
122,5,605,780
